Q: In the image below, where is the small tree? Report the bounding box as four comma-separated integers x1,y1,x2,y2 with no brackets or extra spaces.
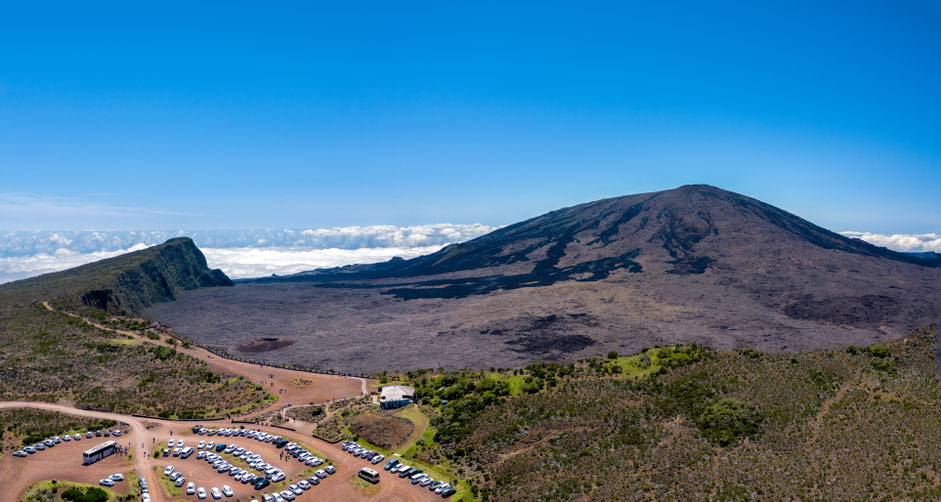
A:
697,398,761,446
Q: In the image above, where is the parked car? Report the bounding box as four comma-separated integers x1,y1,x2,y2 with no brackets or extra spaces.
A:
99,478,115,487
62,435,71,442
74,434,81,440
162,448,170,457
197,487,207,499
110,473,124,481
211,487,222,500
298,480,311,490
163,465,174,476
13,450,27,457
215,443,227,452
325,465,335,474
222,485,234,497
207,441,215,449
113,430,122,437
175,476,186,487
254,477,271,490
86,431,93,438
187,482,196,495
170,471,181,481
168,439,176,447
24,446,36,454
279,490,296,501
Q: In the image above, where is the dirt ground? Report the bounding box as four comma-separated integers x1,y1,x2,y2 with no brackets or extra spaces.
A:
0,430,136,500
349,413,414,450
0,307,440,502
0,405,439,501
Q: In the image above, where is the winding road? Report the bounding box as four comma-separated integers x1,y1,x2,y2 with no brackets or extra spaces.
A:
0,303,430,501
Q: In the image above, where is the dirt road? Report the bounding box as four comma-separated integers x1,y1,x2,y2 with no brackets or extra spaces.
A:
0,401,438,501
1,306,435,501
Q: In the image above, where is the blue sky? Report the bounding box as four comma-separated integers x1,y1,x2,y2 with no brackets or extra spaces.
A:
1,1,939,233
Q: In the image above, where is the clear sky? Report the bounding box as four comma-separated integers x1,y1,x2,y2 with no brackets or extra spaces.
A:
1,1,939,233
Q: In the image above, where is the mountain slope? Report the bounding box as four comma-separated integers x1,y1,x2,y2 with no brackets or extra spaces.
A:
150,186,941,372
0,237,231,315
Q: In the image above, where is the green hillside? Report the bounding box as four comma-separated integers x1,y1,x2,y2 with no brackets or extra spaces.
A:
403,326,941,501
0,238,264,418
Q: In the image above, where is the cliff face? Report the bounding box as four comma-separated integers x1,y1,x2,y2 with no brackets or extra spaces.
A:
78,238,232,315
0,237,231,316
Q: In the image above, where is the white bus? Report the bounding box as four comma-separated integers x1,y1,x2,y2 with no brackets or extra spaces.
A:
358,467,380,484
83,440,118,464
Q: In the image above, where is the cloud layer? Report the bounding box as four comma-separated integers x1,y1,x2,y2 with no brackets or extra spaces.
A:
0,225,496,284
839,232,941,253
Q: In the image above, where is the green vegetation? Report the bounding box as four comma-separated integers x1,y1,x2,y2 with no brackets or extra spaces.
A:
696,397,761,446
0,303,269,418
396,327,941,501
1,408,115,447
19,480,131,502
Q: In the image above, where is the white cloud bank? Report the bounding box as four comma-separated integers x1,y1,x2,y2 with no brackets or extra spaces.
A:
840,232,941,253
0,224,497,284
0,244,150,284
201,245,447,279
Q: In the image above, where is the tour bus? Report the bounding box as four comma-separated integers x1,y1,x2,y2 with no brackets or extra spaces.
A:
358,467,380,484
83,440,118,464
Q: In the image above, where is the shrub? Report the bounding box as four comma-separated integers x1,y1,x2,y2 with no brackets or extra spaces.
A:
697,398,762,446
866,344,891,358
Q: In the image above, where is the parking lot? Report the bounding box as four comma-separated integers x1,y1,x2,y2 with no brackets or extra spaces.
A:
0,428,136,499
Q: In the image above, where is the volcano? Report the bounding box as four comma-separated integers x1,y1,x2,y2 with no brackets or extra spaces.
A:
148,185,941,372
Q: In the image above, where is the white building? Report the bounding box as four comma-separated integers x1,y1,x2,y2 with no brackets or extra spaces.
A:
379,385,415,409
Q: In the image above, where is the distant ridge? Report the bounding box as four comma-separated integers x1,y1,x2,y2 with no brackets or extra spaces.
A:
152,185,941,373
0,237,231,315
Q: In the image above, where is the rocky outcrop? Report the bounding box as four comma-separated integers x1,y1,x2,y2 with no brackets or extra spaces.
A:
78,238,232,315
0,237,231,316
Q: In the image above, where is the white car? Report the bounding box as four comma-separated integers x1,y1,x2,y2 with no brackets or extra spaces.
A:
141,494,151,502
280,490,296,501
169,471,181,481
163,465,174,476
325,465,335,474
168,439,176,447
211,486,222,499
197,487,207,499
198,440,206,449
63,435,71,442
289,484,302,495
187,482,196,495
207,441,215,449
222,485,234,497
175,476,186,487
298,480,311,490
99,478,114,487
74,434,81,440
109,473,124,481
315,470,327,478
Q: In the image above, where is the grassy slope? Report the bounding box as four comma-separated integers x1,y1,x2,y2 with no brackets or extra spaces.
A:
430,327,941,501
0,239,267,418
